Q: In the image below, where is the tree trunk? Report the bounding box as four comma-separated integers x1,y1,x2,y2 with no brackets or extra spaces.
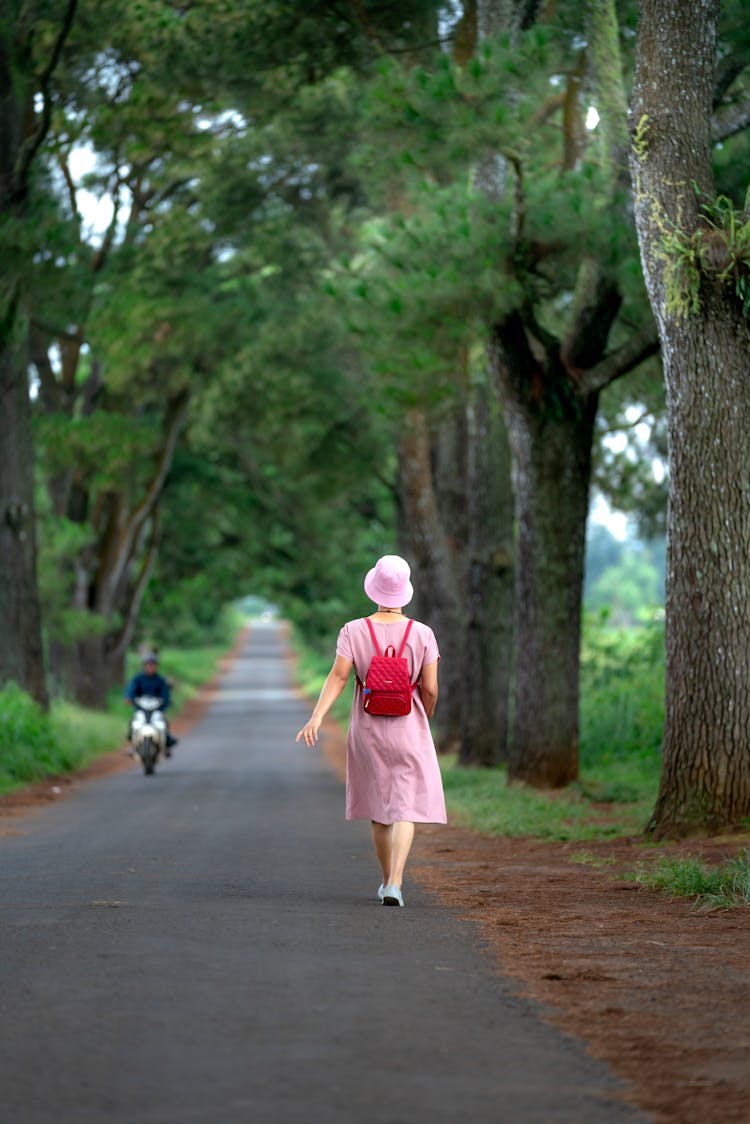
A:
0,343,49,708
460,380,514,766
630,0,750,836
654,293,750,833
0,15,49,708
398,387,514,764
66,633,117,710
491,318,598,786
397,409,464,752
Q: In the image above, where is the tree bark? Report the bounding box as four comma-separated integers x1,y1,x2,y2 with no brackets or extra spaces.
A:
460,380,514,766
397,409,465,752
491,314,598,785
630,0,750,836
0,341,49,707
0,8,57,709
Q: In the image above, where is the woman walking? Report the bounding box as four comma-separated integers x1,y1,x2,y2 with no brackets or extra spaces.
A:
296,555,446,907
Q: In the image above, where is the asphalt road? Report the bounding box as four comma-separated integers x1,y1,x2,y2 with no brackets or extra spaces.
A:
0,623,648,1124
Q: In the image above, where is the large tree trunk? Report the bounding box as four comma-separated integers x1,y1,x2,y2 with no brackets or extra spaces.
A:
0,10,55,709
491,320,597,785
460,380,514,766
0,343,48,708
398,387,514,764
397,409,464,752
631,0,750,836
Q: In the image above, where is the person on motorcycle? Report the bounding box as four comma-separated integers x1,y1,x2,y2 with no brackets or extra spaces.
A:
125,652,178,755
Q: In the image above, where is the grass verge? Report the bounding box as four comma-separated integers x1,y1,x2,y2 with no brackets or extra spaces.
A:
0,686,124,795
440,756,658,842
624,849,750,910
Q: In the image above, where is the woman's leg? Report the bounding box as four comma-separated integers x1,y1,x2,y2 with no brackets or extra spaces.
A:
371,821,392,885
387,821,415,888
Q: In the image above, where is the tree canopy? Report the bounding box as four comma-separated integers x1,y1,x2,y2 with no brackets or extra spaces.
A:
3,0,750,835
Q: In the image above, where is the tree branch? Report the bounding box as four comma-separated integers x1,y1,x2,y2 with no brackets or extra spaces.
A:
581,321,660,396
29,323,61,412
561,269,622,375
711,89,750,144
349,0,388,55
602,407,653,435
108,511,160,665
56,153,78,215
90,179,123,272
530,91,566,127
13,0,78,200
97,391,189,612
30,317,80,342
562,51,586,171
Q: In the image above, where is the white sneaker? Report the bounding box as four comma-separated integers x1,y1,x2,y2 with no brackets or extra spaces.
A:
382,884,404,907
377,884,385,902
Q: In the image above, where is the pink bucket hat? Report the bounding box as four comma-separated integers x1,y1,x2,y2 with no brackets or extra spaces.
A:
364,555,414,608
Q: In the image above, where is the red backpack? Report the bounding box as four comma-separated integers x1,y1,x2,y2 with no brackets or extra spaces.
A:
361,618,416,716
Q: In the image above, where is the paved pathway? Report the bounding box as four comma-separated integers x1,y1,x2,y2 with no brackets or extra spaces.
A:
0,623,648,1123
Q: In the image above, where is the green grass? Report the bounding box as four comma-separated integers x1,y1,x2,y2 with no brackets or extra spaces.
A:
625,849,750,910
0,686,124,794
440,756,654,841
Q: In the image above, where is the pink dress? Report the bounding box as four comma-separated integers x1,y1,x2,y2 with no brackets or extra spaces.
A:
336,617,447,824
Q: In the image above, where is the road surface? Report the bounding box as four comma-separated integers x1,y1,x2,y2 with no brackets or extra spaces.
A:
0,622,648,1123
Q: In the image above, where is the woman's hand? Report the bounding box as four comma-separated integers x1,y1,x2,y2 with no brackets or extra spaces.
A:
296,717,322,747
294,656,352,747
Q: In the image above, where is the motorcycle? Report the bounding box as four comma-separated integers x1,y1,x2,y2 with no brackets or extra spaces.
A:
130,696,168,775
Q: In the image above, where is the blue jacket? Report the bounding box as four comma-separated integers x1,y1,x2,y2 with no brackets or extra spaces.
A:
125,672,171,710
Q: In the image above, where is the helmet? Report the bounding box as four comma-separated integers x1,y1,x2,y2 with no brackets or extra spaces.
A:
141,651,159,664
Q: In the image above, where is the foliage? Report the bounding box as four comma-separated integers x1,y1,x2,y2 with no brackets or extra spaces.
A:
579,612,664,769
584,545,664,625
662,185,750,319
25,0,426,678
625,850,750,910
337,25,640,405
0,684,122,794
584,522,626,593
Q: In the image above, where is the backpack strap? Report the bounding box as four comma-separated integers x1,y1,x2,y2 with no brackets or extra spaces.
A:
396,618,414,658
359,618,417,693
365,616,382,656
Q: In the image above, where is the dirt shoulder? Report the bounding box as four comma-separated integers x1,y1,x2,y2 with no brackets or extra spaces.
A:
319,721,750,1124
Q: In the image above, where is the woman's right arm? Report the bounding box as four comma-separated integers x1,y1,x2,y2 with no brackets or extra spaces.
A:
419,659,439,719
295,655,353,746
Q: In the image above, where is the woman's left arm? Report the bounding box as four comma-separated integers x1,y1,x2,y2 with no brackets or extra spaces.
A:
418,659,439,719
295,655,353,746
